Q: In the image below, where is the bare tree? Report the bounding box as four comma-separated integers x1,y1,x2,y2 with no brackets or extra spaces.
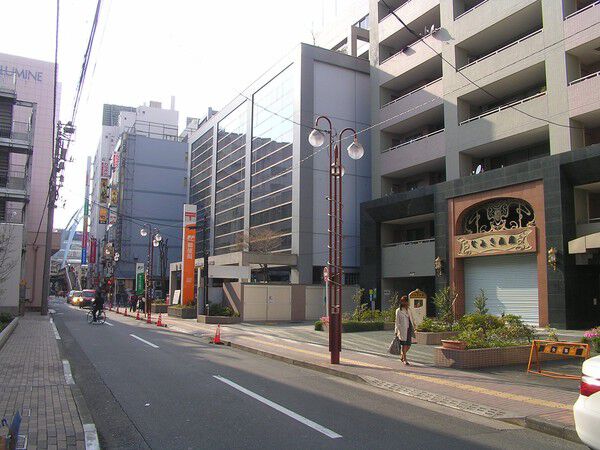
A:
0,225,16,299
236,227,284,282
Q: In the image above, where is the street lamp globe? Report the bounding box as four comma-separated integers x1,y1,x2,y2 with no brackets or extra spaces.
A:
347,139,364,160
153,239,159,247
341,165,346,177
140,227,148,237
308,129,325,147
154,232,162,242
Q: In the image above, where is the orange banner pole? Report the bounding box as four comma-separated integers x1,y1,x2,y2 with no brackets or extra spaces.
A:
182,204,197,306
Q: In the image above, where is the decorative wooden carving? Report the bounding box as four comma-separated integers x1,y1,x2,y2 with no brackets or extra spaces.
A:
455,227,537,258
463,199,535,234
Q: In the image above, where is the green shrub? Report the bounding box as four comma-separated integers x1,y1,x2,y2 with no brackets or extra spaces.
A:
0,312,13,323
208,304,234,317
315,320,323,331
473,289,488,315
433,287,455,328
342,321,384,333
416,317,451,332
455,312,535,349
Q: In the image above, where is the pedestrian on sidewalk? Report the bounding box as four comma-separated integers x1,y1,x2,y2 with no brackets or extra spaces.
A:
395,295,415,365
129,291,138,312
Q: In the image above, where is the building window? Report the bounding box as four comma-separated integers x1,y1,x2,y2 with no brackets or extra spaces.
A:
344,272,360,285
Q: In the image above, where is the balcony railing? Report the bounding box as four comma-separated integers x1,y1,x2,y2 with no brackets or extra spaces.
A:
382,128,444,153
381,77,442,109
565,0,600,20
380,28,441,65
459,91,546,125
380,0,416,22
0,72,17,95
0,166,28,191
0,121,33,143
382,238,435,248
0,208,24,224
569,69,600,86
454,0,490,20
459,29,542,71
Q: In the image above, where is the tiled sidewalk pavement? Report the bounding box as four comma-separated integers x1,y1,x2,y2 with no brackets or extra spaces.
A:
0,314,86,450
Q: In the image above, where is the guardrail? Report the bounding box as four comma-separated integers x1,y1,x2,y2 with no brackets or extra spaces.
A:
459,28,542,71
459,91,546,126
0,208,24,223
380,28,440,65
0,166,28,190
0,121,32,143
568,69,600,86
564,0,600,20
381,78,442,109
454,0,490,21
382,238,435,248
382,128,444,153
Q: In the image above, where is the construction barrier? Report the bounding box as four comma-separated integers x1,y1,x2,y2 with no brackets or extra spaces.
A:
527,339,590,380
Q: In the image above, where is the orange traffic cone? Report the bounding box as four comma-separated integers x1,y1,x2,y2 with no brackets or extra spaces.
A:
136,309,140,320
211,325,222,344
156,313,164,327
146,310,152,324
124,307,128,317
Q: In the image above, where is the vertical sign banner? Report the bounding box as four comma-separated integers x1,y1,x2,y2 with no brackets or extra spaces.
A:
182,204,197,306
99,207,108,224
101,159,110,177
100,178,109,204
135,263,145,295
90,238,97,264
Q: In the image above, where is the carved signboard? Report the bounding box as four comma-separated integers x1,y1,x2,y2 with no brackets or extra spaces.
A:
455,227,537,258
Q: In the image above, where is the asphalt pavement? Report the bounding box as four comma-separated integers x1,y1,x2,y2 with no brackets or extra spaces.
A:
51,299,585,450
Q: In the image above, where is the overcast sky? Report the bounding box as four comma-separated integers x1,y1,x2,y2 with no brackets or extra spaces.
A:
1,0,355,228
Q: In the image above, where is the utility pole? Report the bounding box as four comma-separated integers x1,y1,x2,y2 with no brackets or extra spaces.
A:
41,121,75,315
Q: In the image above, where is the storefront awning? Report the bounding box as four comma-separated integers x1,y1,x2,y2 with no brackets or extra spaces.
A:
568,232,600,254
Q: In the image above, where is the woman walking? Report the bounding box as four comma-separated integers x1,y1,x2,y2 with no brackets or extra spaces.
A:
395,296,415,365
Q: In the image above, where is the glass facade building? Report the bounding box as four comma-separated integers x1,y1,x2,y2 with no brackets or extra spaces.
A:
250,66,294,252
189,128,213,257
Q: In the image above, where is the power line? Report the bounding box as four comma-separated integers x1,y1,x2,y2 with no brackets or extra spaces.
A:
380,0,583,130
71,0,103,124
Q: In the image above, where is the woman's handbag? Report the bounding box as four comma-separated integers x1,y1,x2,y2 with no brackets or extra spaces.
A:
388,335,401,355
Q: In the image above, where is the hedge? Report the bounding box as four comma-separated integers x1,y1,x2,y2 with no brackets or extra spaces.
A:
342,321,384,333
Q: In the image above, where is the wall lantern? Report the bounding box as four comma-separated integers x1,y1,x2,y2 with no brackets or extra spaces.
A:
547,247,557,271
434,256,443,276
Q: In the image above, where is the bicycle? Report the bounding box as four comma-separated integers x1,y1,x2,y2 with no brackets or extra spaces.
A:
87,309,106,324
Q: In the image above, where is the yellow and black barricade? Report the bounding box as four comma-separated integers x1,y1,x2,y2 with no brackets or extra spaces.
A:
527,339,590,380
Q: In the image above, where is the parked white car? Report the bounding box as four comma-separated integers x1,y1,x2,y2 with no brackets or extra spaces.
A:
574,354,600,449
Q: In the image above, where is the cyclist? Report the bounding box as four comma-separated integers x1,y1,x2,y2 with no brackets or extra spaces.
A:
92,285,105,322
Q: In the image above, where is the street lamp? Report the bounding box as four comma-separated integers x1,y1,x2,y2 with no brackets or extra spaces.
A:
309,115,364,364
140,224,161,316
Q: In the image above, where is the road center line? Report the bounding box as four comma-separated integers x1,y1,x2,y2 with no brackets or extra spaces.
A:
104,321,114,327
130,334,159,348
213,375,342,439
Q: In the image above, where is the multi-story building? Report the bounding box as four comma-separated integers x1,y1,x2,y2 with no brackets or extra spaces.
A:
90,101,187,294
362,0,600,328
0,53,57,312
185,43,371,284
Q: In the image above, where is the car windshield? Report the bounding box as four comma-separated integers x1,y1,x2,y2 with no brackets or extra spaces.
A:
82,290,95,298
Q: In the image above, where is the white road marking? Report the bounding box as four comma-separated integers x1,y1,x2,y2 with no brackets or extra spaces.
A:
104,321,114,327
62,360,74,385
213,375,342,439
50,318,61,340
171,327,190,334
130,334,159,348
83,423,100,450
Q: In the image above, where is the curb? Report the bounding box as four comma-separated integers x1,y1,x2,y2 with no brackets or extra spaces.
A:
222,338,582,445
0,316,19,351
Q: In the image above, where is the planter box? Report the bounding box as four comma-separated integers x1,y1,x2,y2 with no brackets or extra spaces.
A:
416,331,458,345
197,315,241,325
167,306,197,319
434,344,561,369
0,317,18,351
151,304,168,314
383,322,395,331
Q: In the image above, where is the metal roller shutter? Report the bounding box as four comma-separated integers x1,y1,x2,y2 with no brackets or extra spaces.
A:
464,254,539,325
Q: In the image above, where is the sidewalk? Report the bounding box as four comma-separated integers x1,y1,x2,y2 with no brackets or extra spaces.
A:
111,309,582,443
0,314,88,450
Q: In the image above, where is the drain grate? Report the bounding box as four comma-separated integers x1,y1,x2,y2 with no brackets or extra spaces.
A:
362,376,508,419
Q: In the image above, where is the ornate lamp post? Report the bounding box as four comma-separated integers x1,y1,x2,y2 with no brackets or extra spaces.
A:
140,225,162,316
308,116,364,364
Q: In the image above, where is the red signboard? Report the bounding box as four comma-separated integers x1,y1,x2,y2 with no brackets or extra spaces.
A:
182,204,197,306
90,239,97,264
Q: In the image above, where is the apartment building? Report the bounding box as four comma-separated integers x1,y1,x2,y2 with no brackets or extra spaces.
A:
0,53,57,312
362,0,600,328
90,101,187,293
184,43,371,284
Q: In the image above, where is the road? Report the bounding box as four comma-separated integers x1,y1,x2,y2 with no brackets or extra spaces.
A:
50,299,584,450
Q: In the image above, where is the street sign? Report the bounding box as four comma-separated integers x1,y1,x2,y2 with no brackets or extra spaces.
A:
135,263,145,295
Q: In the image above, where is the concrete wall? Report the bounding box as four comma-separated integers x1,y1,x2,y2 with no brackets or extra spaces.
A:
0,223,23,314
382,239,435,278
